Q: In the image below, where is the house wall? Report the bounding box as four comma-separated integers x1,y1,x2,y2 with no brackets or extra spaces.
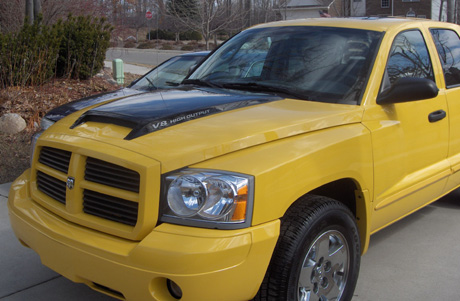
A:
280,0,333,19
366,0,431,18
285,8,326,19
431,0,447,21
351,0,367,16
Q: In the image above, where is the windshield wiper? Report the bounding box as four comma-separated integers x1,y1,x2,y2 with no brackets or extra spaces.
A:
222,82,309,100
182,79,223,88
145,77,157,90
165,81,181,86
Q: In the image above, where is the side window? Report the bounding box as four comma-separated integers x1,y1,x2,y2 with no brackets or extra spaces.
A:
382,30,434,91
430,29,460,88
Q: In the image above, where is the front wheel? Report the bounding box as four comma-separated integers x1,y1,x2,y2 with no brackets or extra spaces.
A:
255,195,361,301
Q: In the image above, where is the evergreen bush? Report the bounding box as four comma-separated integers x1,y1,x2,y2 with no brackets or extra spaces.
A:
0,17,61,88
124,40,136,48
181,45,194,51
56,15,112,80
179,31,202,41
137,41,156,49
161,43,174,50
0,14,112,87
147,29,175,41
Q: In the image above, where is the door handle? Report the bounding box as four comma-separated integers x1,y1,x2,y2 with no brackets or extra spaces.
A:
428,110,446,123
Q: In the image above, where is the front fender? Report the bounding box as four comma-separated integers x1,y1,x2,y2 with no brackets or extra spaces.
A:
193,123,374,253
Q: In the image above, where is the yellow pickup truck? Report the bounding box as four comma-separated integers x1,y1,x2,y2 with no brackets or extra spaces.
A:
8,18,460,301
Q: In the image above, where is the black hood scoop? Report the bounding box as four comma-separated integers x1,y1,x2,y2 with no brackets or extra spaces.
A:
70,87,281,140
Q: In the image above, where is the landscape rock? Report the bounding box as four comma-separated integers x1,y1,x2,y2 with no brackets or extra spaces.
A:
0,113,26,134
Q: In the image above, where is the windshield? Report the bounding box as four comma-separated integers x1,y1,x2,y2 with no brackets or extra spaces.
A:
189,26,382,104
132,55,205,90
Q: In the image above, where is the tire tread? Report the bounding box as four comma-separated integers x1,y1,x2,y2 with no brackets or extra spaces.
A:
253,195,359,301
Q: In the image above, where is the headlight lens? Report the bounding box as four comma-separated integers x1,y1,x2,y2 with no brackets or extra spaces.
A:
201,176,236,219
30,117,55,166
40,117,55,130
30,130,43,166
162,170,254,229
168,175,207,217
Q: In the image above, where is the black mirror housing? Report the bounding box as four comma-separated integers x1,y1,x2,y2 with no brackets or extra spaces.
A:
377,77,439,105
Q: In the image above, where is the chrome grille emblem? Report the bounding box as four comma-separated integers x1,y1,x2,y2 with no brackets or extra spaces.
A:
66,177,75,190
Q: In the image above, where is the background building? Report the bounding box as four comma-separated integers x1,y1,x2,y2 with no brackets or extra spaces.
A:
280,0,456,21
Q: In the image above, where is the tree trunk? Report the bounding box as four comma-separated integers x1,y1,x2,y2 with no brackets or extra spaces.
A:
33,0,41,20
439,0,444,21
448,0,455,22
25,0,34,24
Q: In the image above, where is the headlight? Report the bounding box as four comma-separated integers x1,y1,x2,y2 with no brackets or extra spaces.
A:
161,169,254,229
30,117,55,166
30,130,43,166
40,117,55,130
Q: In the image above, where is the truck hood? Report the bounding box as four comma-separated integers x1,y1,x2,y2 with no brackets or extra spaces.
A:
62,87,364,172
45,88,143,122
70,86,282,140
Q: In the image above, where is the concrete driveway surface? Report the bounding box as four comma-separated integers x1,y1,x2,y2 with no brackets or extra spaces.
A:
2,181,460,300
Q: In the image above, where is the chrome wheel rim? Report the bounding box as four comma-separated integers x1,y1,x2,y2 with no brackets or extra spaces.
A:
298,230,349,301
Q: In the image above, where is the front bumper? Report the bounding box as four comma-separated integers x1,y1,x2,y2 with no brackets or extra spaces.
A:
8,170,280,301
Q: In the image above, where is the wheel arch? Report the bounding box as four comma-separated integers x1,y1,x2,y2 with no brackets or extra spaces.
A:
291,178,372,255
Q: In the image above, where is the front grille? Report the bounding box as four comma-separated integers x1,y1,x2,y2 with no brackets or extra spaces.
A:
38,147,71,173
83,190,138,226
85,157,140,193
37,171,66,204
36,146,141,229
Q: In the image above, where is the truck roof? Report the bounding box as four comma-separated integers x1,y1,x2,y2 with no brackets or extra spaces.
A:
251,17,454,32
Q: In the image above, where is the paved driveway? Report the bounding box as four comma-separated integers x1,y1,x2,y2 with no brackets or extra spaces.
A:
2,182,460,300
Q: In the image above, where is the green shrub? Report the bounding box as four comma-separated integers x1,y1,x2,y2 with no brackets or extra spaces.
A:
217,33,229,40
56,15,112,80
137,41,155,49
181,45,194,51
161,44,174,50
179,31,202,41
0,17,61,88
124,40,136,48
147,29,175,41
0,14,112,87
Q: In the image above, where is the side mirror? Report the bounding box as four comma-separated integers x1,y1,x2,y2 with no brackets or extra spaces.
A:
377,77,439,105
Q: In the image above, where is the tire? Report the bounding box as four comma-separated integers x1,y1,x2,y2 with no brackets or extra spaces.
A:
254,195,361,301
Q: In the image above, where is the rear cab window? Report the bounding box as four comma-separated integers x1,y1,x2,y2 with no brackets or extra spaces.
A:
430,28,460,88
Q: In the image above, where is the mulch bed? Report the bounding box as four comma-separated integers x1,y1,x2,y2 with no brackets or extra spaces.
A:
0,70,140,183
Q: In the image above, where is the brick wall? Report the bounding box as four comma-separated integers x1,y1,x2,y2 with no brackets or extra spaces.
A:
366,0,431,18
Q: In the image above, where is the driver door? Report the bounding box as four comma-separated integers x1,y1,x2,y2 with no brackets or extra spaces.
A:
363,29,449,232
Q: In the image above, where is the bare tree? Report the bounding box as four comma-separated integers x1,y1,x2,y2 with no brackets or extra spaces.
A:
167,0,247,49
0,0,25,32
39,0,105,25
252,0,281,24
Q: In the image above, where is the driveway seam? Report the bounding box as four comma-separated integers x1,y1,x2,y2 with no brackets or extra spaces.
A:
0,275,62,299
